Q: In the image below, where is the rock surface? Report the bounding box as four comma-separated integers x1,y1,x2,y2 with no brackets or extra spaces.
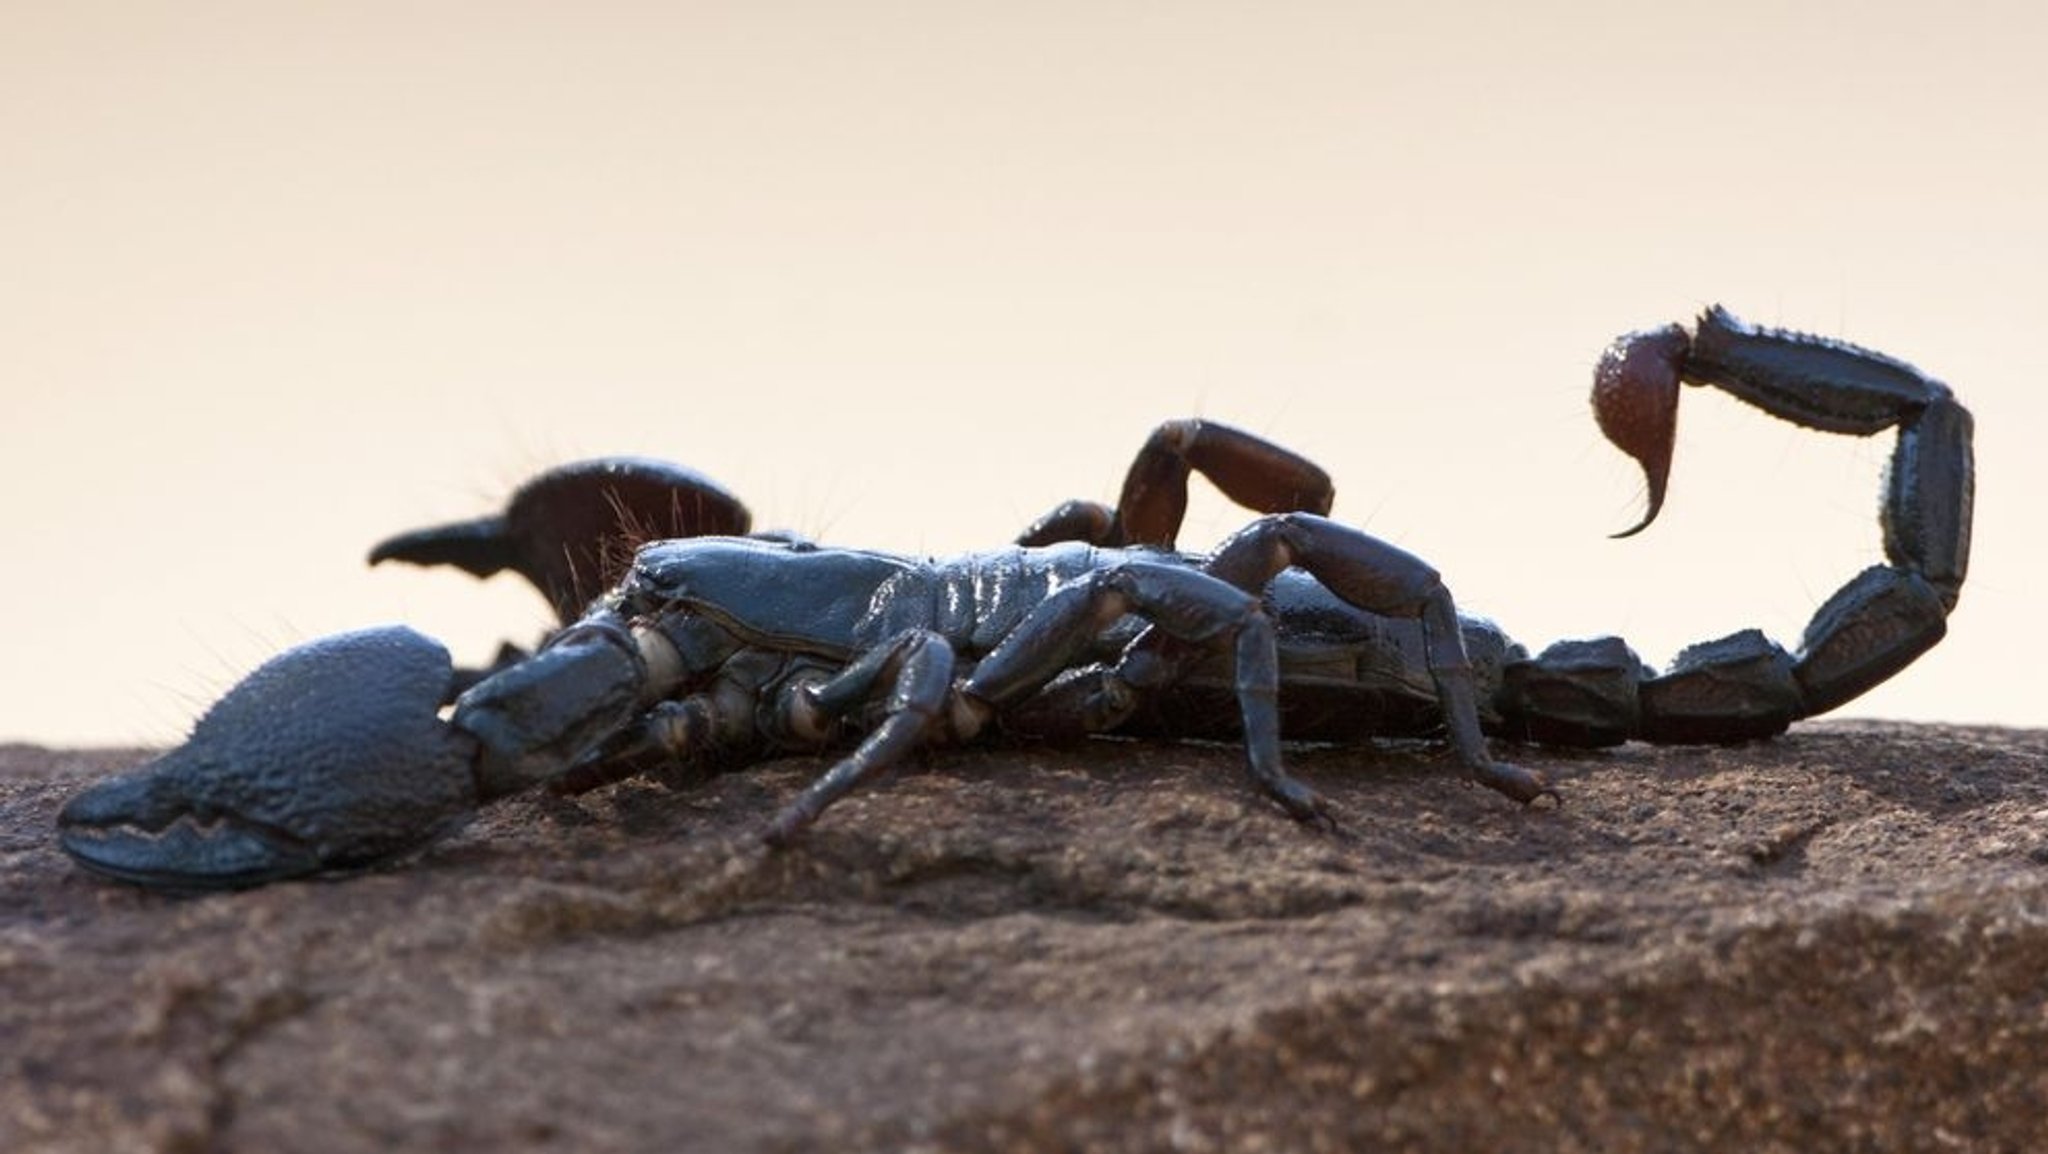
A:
4,723,2046,1152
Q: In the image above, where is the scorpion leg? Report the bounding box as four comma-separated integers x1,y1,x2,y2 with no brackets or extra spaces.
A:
1191,514,1553,804
1019,419,1335,549
369,458,752,625
575,631,977,842
962,559,1335,825
762,631,958,845
1513,306,1973,744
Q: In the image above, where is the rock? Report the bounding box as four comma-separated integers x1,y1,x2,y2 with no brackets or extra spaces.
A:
4,723,2046,1152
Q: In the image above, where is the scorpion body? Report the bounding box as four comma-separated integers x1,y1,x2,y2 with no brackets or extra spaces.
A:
57,306,1973,890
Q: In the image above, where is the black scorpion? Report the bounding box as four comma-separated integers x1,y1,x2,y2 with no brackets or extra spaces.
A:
57,307,1973,889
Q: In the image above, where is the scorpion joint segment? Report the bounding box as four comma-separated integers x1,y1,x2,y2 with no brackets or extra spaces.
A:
948,687,997,743
782,676,843,746
633,622,686,704
1154,418,1201,454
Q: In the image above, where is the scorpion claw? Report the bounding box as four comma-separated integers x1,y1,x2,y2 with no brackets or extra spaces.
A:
369,458,752,622
58,627,479,890
1594,323,1689,538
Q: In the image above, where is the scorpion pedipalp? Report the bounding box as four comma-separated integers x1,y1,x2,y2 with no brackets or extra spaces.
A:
369,457,752,623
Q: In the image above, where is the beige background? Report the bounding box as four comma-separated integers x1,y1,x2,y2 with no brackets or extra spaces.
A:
4,2,2041,744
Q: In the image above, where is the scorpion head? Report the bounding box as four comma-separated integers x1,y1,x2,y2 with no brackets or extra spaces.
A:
58,626,480,890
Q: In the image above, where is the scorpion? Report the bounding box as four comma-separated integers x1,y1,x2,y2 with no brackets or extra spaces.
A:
57,307,1973,890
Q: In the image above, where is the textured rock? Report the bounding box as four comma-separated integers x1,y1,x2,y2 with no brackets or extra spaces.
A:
4,723,2046,1152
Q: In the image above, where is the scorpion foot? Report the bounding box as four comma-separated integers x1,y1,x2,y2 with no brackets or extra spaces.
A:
58,627,480,890
759,803,815,850
1471,760,1560,807
1263,776,1344,835
1296,793,1347,838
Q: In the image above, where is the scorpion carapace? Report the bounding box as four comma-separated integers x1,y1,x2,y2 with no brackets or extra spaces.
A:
57,307,1972,890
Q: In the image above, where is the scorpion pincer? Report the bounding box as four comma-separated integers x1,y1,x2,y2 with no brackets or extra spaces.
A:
58,306,1971,890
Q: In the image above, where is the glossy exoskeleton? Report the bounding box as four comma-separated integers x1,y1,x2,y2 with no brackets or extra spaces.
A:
58,307,1972,890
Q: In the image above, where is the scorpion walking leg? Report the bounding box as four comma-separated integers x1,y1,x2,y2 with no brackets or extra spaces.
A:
1189,514,1553,803
1018,419,1335,548
762,630,957,845
962,560,1334,825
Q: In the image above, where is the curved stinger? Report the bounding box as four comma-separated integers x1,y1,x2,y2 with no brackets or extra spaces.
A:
1502,306,1972,746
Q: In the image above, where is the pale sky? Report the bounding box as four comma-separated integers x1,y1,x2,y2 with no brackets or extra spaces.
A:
5,1,2043,744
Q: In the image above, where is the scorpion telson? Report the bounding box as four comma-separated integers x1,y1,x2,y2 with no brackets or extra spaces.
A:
59,306,1972,890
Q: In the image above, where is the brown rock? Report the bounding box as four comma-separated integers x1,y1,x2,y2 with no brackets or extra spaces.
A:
4,723,2046,1152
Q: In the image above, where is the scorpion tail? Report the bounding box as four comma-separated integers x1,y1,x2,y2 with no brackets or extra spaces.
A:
1500,306,1970,747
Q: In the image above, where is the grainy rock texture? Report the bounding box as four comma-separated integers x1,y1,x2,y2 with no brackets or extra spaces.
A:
4,723,2046,1152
